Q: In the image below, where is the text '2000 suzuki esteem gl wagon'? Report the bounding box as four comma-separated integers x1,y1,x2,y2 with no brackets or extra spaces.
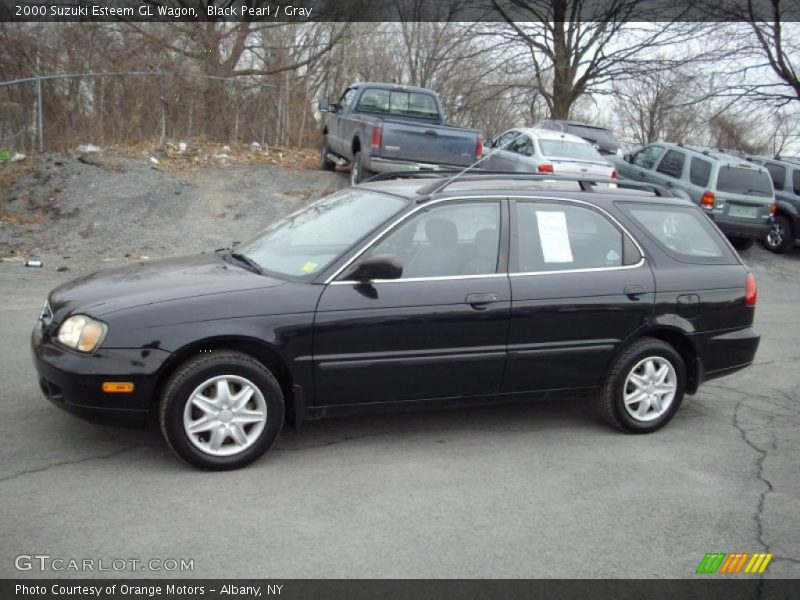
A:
32,173,760,469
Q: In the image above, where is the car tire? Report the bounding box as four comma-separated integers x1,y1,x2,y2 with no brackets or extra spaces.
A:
729,237,755,251
159,350,284,470
764,214,793,253
321,137,336,171
350,150,373,185
600,337,686,433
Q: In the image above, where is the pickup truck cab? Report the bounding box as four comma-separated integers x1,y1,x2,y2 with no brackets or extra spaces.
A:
319,83,482,184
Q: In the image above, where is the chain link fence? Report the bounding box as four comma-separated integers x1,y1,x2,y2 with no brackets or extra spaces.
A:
0,72,314,154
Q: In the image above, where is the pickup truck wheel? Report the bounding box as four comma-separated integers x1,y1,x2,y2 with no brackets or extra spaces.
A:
764,214,793,253
320,138,336,171
159,351,284,470
600,338,685,433
350,151,373,185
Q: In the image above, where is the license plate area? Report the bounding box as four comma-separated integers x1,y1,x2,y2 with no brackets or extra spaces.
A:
728,205,758,218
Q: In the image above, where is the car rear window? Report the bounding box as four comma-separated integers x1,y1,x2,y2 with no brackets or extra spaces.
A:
563,125,619,147
538,140,604,162
618,203,738,264
715,166,773,197
356,88,440,119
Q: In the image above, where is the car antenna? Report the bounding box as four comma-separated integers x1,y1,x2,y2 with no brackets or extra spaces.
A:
426,132,525,195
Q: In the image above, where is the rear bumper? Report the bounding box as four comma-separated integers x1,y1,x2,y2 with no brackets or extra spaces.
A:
366,156,469,174
31,328,170,426
711,217,770,240
693,326,760,386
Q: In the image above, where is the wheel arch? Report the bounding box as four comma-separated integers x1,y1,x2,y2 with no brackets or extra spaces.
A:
618,327,700,394
351,135,362,155
152,336,298,426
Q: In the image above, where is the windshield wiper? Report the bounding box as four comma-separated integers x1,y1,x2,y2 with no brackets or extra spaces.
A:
221,250,263,274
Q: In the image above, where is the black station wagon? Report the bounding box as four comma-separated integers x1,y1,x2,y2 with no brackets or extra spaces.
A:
32,173,760,469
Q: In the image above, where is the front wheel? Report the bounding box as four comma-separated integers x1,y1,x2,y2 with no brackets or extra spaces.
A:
159,351,284,470
321,137,336,171
600,338,686,433
764,214,794,253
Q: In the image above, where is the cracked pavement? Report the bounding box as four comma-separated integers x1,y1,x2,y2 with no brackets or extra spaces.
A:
0,244,798,579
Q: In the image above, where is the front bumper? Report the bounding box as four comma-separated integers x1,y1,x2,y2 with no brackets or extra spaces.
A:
31,326,171,426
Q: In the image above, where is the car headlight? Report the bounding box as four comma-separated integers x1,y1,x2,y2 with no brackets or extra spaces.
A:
57,315,107,353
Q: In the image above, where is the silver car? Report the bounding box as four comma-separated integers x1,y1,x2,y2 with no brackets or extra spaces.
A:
482,128,617,180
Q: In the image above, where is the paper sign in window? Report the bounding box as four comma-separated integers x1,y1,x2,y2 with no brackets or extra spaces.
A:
536,211,573,263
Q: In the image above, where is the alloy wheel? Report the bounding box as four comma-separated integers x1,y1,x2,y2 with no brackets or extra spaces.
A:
622,356,677,422
766,221,784,249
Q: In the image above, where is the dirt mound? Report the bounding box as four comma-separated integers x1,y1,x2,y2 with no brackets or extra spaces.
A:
0,150,346,269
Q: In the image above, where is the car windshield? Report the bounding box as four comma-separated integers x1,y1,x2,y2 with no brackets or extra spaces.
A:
538,140,605,162
715,166,773,197
563,125,619,147
235,189,407,278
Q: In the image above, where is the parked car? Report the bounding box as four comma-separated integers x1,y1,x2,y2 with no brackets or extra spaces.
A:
319,82,482,184
534,120,623,156
611,143,776,250
482,128,617,180
32,173,760,470
745,155,800,253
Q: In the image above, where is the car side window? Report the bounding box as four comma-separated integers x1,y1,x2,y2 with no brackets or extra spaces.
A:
339,88,357,112
633,145,666,170
513,202,632,273
509,135,535,157
689,157,712,187
764,162,786,191
793,169,800,196
656,150,686,179
369,202,501,278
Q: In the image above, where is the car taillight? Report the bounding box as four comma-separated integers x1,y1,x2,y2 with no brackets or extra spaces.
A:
371,126,382,150
538,164,554,174
610,169,618,179
770,200,777,216
476,137,483,159
701,191,715,208
745,273,757,307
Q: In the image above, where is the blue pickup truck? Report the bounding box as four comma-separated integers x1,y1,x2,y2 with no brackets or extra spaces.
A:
319,83,483,184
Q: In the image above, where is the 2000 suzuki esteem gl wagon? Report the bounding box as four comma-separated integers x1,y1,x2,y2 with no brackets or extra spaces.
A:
32,173,760,469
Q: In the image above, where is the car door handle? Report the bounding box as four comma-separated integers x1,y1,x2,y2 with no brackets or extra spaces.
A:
664,180,674,187
424,129,439,137
466,292,499,309
638,171,647,177
624,285,647,299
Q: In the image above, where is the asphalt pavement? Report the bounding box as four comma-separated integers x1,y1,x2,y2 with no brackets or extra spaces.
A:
0,243,798,579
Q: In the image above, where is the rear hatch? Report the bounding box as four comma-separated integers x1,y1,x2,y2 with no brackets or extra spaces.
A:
538,138,614,179
377,119,478,167
712,164,773,224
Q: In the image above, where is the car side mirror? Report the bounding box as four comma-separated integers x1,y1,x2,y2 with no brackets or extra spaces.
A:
484,139,493,150
623,153,632,163
318,98,330,112
344,254,403,282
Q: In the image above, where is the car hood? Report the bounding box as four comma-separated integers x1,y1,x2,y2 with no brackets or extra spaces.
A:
48,253,286,319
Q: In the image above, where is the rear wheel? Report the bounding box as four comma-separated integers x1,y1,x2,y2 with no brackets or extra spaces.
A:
600,338,686,433
320,137,336,171
764,214,793,253
350,150,373,185
159,351,284,470
729,237,755,251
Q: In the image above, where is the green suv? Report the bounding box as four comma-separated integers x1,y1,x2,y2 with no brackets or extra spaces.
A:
612,143,775,250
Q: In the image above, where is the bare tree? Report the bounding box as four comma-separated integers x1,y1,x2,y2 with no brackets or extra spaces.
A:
488,0,707,120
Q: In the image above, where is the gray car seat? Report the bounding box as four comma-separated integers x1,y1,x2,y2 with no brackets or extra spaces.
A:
406,218,460,277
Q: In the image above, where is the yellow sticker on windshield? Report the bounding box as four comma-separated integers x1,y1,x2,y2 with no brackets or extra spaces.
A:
301,261,318,273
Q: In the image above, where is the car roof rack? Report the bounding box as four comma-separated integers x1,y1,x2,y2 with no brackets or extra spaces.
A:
775,155,800,166
362,169,460,183
399,172,673,198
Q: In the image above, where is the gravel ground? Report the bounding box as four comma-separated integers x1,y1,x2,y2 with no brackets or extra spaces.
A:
0,159,798,579
1,151,345,270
